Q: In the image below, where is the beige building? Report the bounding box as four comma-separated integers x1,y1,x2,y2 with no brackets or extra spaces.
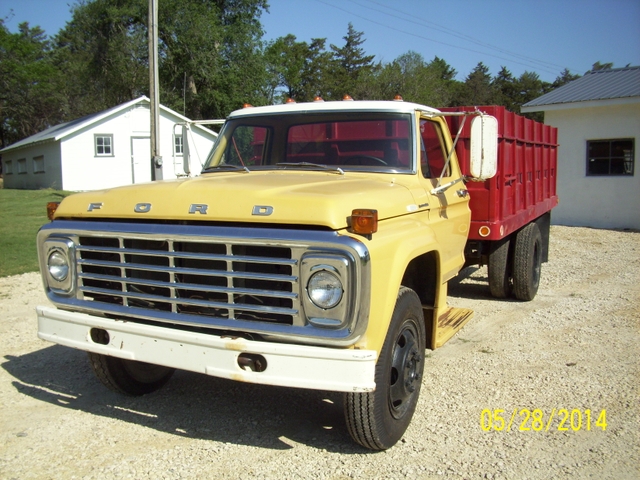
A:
522,67,640,230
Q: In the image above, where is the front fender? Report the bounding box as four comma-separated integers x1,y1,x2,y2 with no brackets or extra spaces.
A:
346,212,446,355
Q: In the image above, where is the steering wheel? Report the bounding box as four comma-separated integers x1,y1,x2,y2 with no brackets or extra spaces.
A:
342,155,388,166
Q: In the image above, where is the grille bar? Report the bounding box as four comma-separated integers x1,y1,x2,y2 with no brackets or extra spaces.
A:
78,259,298,283
78,245,298,267
79,272,298,299
80,286,299,316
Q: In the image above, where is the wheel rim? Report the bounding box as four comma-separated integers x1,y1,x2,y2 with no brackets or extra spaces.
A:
388,323,422,419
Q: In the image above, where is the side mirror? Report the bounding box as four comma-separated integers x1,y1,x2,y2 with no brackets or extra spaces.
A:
469,115,498,180
182,124,191,175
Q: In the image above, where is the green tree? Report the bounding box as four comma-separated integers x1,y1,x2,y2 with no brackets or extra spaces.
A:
52,0,269,121
551,68,580,89
591,61,614,72
491,66,518,112
456,62,494,106
365,51,457,106
264,34,330,103
327,23,375,99
0,19,66,149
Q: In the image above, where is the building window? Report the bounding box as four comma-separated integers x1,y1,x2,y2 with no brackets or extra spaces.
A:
17,158,27,174
33,155,45,173
174,134,183,156
587,139,634,176
95,134,114,156
4,160,12,175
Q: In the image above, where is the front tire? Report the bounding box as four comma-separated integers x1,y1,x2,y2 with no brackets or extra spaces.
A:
87,353,175,396
345,287,426,450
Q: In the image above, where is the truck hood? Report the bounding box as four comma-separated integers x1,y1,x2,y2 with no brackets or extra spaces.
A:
55,171,419,230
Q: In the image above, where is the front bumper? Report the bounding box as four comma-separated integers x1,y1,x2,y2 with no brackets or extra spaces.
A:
37,306,377,392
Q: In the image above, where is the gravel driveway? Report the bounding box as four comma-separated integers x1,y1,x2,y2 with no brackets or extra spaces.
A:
1,226,638,479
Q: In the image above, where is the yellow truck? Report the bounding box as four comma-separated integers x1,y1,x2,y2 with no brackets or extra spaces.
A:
37,98,502,450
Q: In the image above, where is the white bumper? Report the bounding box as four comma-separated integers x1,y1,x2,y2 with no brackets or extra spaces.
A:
36,306,376,392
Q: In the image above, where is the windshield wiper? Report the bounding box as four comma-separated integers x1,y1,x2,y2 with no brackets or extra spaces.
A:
202,164,250,173
276,162,344,175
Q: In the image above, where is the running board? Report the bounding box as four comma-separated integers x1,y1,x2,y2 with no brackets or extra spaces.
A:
428,306,474,348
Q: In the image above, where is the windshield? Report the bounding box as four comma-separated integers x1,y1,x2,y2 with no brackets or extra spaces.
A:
203,112,414,173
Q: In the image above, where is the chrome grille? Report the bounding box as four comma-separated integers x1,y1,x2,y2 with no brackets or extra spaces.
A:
77,235,299,325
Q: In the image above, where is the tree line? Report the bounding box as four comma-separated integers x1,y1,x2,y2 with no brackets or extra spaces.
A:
1,0,595,150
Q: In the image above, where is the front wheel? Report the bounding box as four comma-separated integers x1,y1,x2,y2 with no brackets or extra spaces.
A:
344,287,426,450
87,353,175,396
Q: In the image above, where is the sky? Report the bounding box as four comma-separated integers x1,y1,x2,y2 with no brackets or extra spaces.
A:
1,0,639,83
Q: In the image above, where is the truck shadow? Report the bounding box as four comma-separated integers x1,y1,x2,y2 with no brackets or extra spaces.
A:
447,266,495,300
2,345,368,454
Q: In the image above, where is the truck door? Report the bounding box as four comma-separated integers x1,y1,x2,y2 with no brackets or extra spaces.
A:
418,116,471,281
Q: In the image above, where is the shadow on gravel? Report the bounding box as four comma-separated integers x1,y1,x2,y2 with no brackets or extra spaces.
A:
447,266,495,300
2,346,370,454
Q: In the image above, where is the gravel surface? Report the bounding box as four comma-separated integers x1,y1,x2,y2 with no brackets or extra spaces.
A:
1,225,638,479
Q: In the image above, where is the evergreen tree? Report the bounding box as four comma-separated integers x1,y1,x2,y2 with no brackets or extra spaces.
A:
456,62,494,106
327,23,375,99
552,68,580,88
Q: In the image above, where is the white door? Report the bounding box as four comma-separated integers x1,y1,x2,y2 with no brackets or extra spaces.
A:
131,137,152,184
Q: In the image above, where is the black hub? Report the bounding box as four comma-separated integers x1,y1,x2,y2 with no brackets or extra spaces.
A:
389,326,422,419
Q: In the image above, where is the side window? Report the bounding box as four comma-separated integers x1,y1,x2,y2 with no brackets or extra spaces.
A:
95,134,113,156
223,126,268,166
587,139,634,176
17,158,27,174
174,134,183,156
4,160,12,175
33,155,45,173
420,120,449,178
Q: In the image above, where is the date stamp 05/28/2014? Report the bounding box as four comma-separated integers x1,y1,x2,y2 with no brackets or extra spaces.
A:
480,409,608,432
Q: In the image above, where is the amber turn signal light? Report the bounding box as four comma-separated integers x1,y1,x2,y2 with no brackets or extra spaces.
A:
47,202,60,221
351,209,378,235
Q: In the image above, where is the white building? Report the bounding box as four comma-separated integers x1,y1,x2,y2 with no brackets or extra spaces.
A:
1,96,217,191
522,67,640,230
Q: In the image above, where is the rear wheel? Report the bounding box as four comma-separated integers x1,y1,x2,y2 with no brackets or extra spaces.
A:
87,353,175,396
513,222,542,301
344,287,426,450
488,237,512,298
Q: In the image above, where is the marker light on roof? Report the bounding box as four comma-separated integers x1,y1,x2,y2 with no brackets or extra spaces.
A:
285,98,296,104
242,103,253,108
393,95,404,101
342,95,354,101
314,96,324,102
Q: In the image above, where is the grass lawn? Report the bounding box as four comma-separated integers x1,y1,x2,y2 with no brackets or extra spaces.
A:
0,188,73,277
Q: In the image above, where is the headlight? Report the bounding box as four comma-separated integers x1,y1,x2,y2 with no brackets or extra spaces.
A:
48,250,69,282
307,270,343,309
40,236,75,295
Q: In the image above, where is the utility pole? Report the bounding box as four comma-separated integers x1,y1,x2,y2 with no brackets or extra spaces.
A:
148,0,162,180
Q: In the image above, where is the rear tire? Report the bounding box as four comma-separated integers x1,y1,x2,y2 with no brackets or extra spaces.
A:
513,223,542,301
488,237,512,298
87,353,175,396
344,287,426,450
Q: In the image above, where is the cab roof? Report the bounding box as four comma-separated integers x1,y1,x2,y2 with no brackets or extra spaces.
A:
228,99,441,119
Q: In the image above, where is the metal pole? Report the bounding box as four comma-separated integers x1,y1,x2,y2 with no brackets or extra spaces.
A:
149,0,162,180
